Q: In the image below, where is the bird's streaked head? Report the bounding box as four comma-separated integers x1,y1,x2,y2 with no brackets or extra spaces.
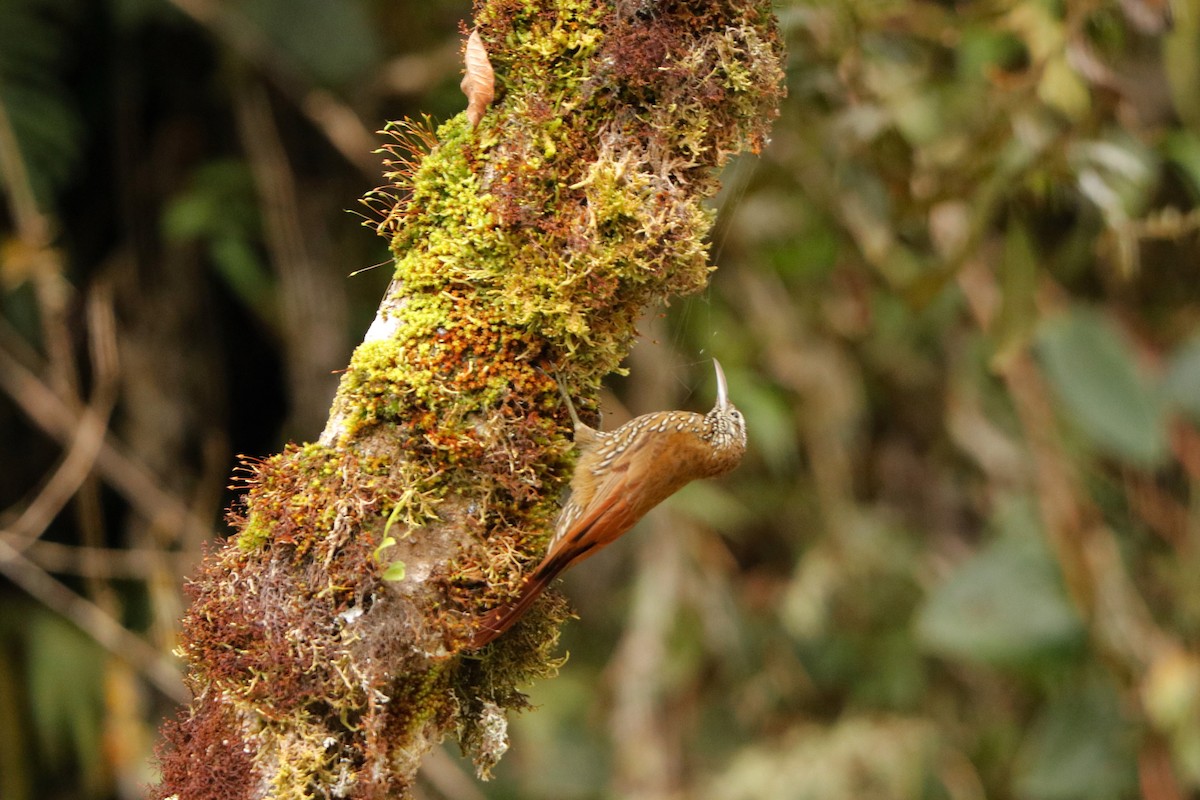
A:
706,358,747,461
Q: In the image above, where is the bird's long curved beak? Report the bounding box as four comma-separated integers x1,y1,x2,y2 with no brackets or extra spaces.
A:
713,358,729,410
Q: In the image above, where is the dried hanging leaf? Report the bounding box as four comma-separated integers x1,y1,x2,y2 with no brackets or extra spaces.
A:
461,29,495,128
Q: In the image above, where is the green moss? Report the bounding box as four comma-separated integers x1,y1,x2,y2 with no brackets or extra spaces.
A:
237,512,271,551
398,662,453,734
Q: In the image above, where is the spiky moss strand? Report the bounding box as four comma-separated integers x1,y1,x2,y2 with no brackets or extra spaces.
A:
156,1,782,796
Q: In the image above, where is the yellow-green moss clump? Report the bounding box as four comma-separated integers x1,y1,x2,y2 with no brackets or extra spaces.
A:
155,2,783,798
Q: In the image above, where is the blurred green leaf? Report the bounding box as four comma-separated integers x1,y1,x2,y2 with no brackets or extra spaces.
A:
110,0,170,29
509,674,609,796
163,159,259,240
704,716,940,800
0,0,86,206
1037,54,1090,120
1036,307,1167,466
1163,130,1200,203
242,0,382,88
0,640,30,800
834,163,896,273
734,382,800,478
1163,8,1200,129
671,480,751,533
1163,333,1200,421
992,218,1039,369
956,27,1025,82
1015,678,1137,800
163,159,275,316
916,535,1084,669
209,235,273,310
1069,133,1158,223
25,612,105,795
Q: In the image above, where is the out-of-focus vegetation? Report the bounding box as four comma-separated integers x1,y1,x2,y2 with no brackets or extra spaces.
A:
1,1,1199,799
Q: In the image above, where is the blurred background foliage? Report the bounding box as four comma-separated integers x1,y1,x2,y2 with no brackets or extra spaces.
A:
1,0,1200,799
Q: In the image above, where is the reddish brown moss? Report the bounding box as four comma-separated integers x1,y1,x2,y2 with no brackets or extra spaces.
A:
152,700,254,800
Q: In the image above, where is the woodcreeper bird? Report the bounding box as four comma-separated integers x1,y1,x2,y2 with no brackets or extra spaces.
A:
469,359,747,648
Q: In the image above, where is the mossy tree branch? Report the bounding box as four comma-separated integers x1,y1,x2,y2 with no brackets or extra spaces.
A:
153,1,783,797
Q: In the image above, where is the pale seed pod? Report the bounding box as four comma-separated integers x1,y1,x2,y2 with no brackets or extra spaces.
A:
461,30,495,128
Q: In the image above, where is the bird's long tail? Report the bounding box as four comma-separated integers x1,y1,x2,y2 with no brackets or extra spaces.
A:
467,545,586,648
467,576,552,649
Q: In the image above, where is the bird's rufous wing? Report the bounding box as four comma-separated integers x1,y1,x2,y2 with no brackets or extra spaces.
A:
469,434,664,648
